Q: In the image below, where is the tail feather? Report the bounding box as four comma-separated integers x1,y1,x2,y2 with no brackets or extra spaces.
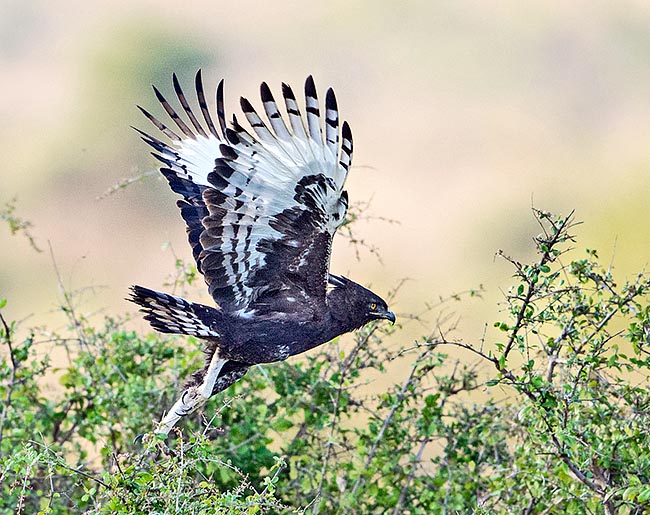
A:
128,285,220,337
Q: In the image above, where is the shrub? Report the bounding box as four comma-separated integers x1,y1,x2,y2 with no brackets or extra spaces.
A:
1,209,648,514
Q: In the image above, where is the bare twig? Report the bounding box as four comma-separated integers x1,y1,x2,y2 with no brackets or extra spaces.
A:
0,310,17,452
1,197,42,252
501,211,575,359
29,440,110,489
348,346,434,500
96,170,157,200
313,323,384,510
15,451,39,515
391,435,431,515
48,242,92,353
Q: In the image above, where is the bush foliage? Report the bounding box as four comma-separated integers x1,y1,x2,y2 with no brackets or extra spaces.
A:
1,209,649,514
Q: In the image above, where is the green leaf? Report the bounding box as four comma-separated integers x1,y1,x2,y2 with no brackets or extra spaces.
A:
271,417,293,432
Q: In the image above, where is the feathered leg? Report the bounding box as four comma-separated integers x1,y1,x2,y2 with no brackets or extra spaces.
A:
156,349,226,435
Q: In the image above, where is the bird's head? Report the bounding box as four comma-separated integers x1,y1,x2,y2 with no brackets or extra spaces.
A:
328,274,395,329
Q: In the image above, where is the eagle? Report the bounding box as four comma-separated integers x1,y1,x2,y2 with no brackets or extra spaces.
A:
129,72,395,435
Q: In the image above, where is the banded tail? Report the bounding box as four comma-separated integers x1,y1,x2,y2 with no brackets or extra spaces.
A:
128,285,220,338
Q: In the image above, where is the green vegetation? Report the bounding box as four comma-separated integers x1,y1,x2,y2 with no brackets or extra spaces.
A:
1,209,649,514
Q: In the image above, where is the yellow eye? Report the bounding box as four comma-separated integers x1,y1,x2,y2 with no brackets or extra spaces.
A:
370,302,377,310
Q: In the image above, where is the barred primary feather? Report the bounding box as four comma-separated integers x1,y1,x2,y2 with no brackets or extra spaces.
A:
136,72,353,314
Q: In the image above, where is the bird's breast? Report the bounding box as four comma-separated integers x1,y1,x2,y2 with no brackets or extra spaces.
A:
218,317,330,364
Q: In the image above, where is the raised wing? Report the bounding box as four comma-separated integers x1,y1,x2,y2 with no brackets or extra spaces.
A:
137,72,353,315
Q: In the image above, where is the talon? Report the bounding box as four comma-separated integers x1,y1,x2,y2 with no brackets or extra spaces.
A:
155,354,225,434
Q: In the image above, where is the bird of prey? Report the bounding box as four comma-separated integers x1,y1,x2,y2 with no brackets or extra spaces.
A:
129,72,395,435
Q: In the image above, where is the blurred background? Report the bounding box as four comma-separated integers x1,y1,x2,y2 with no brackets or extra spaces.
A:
1,0,649,350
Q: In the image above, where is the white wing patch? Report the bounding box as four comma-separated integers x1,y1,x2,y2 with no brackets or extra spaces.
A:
176,136,222,186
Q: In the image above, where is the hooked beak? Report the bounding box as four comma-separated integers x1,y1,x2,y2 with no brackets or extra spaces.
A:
372,309,396,325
